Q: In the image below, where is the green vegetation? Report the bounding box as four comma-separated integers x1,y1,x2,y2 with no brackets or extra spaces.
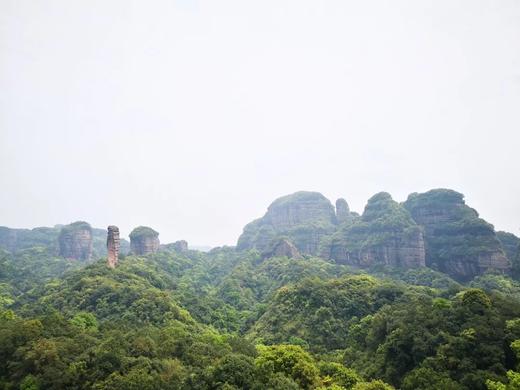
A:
1,186,518,389
0,226,60,253
327,192,422,266
3,241,520,389
497,232,520,262
403,189,509,281
497,232,520,280
0,224,129,260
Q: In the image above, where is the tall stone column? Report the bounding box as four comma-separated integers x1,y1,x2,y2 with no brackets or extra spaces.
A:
107,225,120,268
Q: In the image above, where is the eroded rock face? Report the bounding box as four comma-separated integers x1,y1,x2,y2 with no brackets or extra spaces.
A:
107,225,120,268
328,231,426,269
327,192,426,269
237,191,336,254
404,189,510,281
262,238,302,260
58,221,93,260
129,226,160,255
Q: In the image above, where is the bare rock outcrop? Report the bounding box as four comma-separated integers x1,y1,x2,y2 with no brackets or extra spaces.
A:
107,225,120,268
129,226,160,255
58,221,93,260
404,189,510,281
262,238,303,260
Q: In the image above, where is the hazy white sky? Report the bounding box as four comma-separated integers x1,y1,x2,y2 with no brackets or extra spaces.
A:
1,0,519,246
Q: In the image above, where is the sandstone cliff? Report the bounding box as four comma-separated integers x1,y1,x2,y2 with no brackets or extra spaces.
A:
325,192,426,269
404,189,510,281
237,191,337,255
58,221,93,261
129,226,160,255
107,225,120,268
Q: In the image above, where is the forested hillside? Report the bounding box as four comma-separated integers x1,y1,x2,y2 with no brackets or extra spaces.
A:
1,189,520,389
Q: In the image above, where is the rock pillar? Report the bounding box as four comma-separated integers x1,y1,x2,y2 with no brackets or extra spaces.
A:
107,225,120,268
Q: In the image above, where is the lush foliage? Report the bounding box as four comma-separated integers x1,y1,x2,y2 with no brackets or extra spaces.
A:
129,226,160,240
2,233,520,389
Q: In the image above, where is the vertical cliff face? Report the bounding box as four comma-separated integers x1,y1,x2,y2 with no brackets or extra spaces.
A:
107,225,120,268
404,189,510,281
237,191,337,254
58,221,93,261
326,192,426,268
129,226,160,255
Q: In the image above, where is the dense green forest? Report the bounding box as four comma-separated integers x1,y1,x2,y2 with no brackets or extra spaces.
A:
3,246,520,390
1,189,520,389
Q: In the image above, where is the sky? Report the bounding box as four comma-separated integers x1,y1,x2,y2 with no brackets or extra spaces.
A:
1,0,519,247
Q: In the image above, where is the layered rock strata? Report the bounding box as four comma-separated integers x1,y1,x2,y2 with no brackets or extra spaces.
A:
326,192,426,268
58,221,93,260
129,226,160,255
403,189,510,281
107,225,120,268
237,191,337,255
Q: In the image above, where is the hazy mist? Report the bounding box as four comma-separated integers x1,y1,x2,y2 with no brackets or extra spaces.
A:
1,0,519,246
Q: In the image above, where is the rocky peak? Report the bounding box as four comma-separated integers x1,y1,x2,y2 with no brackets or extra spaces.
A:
129,226,160,255
58,221,93,260
107,225,120,268
237,191,336,254
262,238,302,260
335,198,351,224
265,191,336,229
403,189,510,281
362,192,403,222
404,189,473,228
